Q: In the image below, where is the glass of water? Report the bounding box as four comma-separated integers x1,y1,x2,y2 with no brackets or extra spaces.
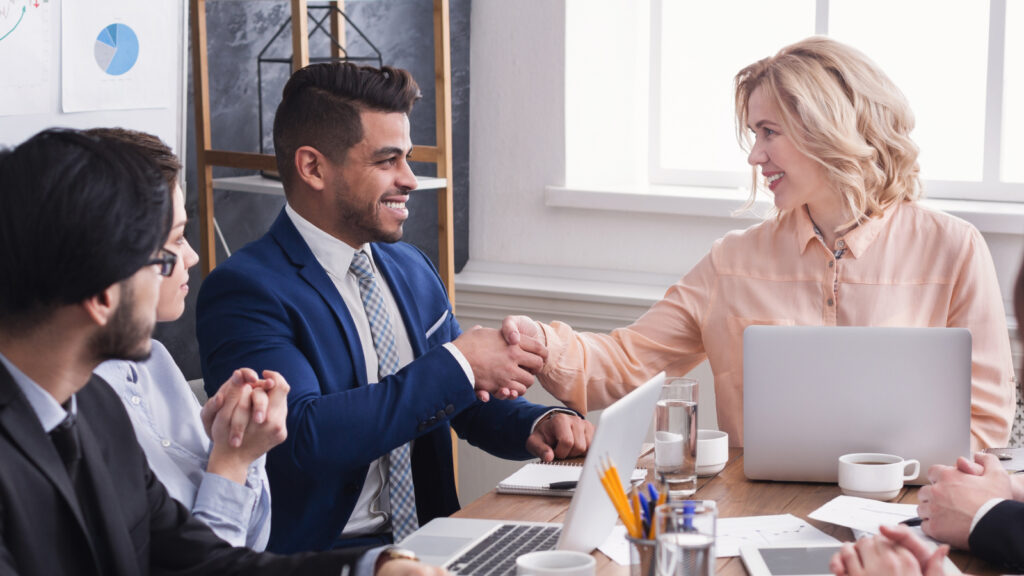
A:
655,377,698,498
654,500,716,576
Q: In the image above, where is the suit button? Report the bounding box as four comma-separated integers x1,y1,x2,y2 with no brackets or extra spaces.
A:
435,410,446,419
445,404,455,415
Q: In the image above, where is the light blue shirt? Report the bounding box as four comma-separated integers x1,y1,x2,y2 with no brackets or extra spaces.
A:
0,351,73,433
95,340,271,550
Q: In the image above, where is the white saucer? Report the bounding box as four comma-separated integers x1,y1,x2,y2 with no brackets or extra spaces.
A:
696,462,726,477
840,487,900,501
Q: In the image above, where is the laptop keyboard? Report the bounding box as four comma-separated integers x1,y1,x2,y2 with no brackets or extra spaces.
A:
446,524,562,576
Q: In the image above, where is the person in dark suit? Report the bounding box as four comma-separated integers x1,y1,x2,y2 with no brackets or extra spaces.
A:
829,258,1024,575
0,129,440,576
196,62,594,553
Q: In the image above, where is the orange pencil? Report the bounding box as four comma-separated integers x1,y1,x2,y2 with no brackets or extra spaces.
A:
648,488,667,539
630,486,643,538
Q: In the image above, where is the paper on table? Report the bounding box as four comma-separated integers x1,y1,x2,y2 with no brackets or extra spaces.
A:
598,514,839,564
808,495,917,534
716,514,840,557
598,525,632,566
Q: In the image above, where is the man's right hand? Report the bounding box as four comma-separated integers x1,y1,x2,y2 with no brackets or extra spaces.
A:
376,559,448,576
452,326,546,401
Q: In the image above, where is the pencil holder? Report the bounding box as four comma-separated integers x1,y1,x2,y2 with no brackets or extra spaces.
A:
626,536,656,576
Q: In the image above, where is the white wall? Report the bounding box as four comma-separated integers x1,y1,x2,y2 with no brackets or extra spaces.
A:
454,1,1024,506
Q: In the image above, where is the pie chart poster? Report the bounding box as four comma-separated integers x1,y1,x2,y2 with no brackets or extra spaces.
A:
61,0,174,113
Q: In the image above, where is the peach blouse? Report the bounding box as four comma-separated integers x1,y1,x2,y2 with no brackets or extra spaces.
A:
538,202,1015,450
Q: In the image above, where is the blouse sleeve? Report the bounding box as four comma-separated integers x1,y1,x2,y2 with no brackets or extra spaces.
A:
193,453,271,550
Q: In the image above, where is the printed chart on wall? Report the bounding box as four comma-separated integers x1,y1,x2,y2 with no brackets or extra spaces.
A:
0,0,52,116
61,0,174,113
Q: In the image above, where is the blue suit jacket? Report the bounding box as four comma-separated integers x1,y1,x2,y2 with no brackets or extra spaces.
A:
196,210,547,553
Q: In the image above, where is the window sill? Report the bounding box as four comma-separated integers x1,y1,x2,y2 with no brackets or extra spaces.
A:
545,185,1024,236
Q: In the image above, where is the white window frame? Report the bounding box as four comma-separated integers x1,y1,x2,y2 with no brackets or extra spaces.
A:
647,0,1023,203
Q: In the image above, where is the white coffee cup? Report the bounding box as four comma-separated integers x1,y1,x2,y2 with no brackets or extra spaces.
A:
696,429,728,477
838,453,920,501
515,550,596,576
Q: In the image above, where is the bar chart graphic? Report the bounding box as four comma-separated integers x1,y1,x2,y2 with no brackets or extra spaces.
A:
94,23,138,76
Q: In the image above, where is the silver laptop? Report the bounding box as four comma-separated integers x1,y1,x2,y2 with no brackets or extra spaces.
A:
743,326,971,485
402,372,665,574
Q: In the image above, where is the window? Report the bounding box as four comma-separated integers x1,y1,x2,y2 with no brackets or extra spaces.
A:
650,0,1023,202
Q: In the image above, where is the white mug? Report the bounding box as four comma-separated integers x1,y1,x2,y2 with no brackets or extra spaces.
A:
838,453,920,501
515,550,596,576
696,429,728,477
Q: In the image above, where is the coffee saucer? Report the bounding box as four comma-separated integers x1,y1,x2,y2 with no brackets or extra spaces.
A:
696,462,726,477
840,487,899,501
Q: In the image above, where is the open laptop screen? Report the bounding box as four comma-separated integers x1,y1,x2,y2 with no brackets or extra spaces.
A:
743,326,971,484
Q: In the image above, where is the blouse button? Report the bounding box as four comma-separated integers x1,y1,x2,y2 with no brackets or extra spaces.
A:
130,395,141,405
160,439,171,448
827,298,834,307
828,261,834,268
836,239,846,249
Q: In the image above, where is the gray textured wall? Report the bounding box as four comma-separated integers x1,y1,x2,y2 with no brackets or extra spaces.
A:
158,0,472,379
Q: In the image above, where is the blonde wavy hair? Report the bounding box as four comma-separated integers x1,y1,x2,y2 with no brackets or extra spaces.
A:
735,36,922,229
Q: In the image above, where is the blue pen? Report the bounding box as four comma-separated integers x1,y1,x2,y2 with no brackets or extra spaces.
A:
647,483,659,503
638,492,650,523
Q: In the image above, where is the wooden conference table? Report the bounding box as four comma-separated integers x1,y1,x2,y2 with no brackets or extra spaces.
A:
452,449,1002,575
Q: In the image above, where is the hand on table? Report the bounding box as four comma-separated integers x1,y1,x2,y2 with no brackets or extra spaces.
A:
526,412,594,462
918,452,1013,550
376,559,448,576
830,524,949,576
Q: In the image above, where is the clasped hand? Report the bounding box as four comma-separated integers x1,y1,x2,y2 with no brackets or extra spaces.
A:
199,368,289,484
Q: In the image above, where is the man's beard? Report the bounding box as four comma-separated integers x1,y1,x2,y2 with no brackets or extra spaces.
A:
92,281,154,362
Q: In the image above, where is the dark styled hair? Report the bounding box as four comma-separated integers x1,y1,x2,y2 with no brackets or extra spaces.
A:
272,62,421,189
85,127,181,192
0,129,171,327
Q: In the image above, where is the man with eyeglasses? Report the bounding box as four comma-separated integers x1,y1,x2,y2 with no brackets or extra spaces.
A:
0,129,439,576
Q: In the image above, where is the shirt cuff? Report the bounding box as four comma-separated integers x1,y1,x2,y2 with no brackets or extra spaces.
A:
969,497,1005,535
193,471,258,547
442,342,474,387
530,408,579,434
356,546,387,576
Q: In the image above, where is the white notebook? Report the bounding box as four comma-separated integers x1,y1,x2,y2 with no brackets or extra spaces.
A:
497,462,647,497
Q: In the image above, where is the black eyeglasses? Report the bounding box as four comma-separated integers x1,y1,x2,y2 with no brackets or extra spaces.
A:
147,250,178,277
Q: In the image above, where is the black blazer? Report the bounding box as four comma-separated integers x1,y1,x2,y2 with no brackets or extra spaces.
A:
969,499,1024,573
0,365,363,576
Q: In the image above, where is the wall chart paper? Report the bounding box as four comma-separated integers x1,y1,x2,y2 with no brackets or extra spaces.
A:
61,0,173,112
0,0,52,116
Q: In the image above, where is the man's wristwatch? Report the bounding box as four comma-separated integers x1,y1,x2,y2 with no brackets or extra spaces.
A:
375,547,419,573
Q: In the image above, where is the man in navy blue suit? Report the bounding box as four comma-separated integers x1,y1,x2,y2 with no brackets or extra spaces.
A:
197,63,593,554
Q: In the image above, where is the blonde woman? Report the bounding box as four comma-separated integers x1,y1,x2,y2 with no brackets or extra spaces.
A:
503,36,1014,451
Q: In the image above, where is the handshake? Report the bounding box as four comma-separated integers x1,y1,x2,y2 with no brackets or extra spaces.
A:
452,315,545,402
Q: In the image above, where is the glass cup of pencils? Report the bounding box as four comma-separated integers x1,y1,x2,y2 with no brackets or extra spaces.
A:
597,459,666,576
654,500,716,576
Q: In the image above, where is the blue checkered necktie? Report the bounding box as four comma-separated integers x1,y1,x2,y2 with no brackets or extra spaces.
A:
349,250,419,542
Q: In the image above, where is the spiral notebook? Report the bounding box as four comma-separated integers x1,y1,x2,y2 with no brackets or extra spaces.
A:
497,461,647,497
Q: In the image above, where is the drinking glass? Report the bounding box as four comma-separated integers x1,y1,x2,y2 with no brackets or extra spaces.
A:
654,500,716,576
655,378,698,497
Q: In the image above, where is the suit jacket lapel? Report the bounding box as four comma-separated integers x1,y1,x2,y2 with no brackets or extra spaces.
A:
0,364,88,529
269,210,369,384
372,246,427,356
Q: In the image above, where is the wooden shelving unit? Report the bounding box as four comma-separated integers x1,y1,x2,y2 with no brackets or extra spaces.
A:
190,0,456,301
